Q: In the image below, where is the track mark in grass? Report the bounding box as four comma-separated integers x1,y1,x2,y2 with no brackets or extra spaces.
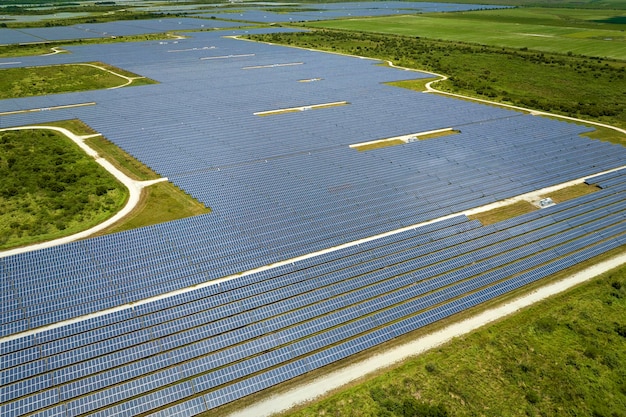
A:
469,200,537,226
545,183,600,203
351,128,459,152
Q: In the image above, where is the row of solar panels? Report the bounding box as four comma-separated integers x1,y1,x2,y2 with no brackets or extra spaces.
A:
2,176,625,416
2,219,623,415
3,138,620,336
3,32,621,342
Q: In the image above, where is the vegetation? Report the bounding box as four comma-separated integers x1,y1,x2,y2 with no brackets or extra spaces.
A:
2,10,167,28
353,139,405,152
469,200,536,225
281,262,626,417
385,77,439,92
0,129,127,249
84,132,211,234
84,135,159,181
0,62,155,99
249,31,626,129
95,181,211,235
546,183,599,203
307,8,626,60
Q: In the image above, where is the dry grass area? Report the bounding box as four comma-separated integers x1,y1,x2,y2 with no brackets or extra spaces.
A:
418,129,460,141
354,139,405,151
546,183,600,203
469,200,536,226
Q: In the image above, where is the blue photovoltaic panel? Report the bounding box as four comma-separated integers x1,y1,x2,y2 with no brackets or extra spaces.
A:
1,17,625,417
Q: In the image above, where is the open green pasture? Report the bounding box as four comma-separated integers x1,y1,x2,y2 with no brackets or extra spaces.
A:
307,8,626,60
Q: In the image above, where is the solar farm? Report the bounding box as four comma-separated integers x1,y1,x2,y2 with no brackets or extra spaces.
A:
1,17,626,417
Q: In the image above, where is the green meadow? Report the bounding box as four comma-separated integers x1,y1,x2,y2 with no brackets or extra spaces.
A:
307,8,626,60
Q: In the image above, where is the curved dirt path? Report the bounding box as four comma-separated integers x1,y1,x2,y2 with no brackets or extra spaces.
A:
0,125,167,258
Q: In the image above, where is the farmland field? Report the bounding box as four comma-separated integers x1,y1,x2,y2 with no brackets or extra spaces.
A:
307,8,626,60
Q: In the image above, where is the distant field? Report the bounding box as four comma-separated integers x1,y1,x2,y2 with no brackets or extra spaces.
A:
307,8,626,60
0,62,155,99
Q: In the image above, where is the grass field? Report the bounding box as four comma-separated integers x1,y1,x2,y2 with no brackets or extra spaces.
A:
0,62,155,99
0,129,128,249
306,8,626,60
280,261,626,417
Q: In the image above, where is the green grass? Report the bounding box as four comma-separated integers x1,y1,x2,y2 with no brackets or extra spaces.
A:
546,183,600,203
0,129,128,249
306,8,626,60
84,135,160,182
32,119,98,136
95,181,211,235
249,31,626,129
385,77,439,92
583,126,626,146
280,261,626,417
0,62,156,99
469,201,537,225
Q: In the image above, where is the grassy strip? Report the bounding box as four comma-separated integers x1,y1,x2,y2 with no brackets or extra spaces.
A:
94,181,211,236
546,183,600,203
0,62,156,99
418,129,460,141
247,31,626,129
354,139,405,152
279,259,626,417
469,201,536,226
84,135,159,181
0,129,127,250
385,77,439,92
32,119,98,136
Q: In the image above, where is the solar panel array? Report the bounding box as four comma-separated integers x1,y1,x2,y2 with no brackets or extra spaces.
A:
2,175,625,417
1,26,625,416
